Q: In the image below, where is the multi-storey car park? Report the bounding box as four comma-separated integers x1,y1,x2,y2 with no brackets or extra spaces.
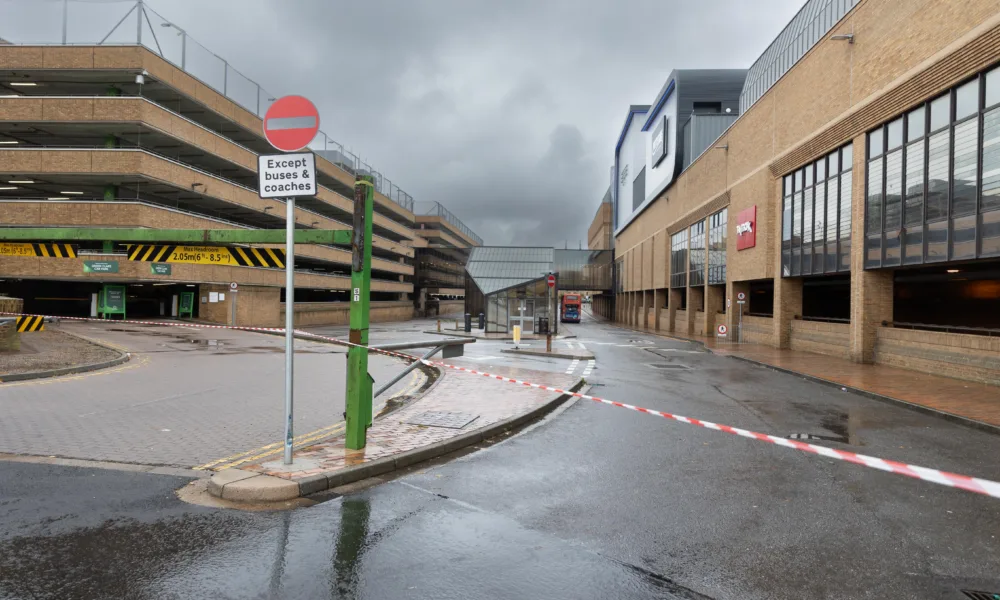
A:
595,0,1000,386
0,1,480,327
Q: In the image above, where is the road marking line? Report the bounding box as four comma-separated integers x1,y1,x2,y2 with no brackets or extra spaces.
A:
582,360,595,377
564,359,580,375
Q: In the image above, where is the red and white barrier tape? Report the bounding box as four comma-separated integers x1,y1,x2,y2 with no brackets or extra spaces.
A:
4,311,1000,500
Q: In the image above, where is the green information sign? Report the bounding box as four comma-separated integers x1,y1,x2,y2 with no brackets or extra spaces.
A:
179,291,195,318
151,263,172,275
84,260,119,274
100,284,126,320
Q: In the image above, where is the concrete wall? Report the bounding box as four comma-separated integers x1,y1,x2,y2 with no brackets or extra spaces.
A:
199,284,281,328
875,328,1000,386
280,301,414,327
789,320,850,359
741,315,775,346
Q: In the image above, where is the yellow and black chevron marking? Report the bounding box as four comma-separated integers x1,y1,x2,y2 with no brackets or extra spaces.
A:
126,244,285,269
0,243,77,258
16,315,45,332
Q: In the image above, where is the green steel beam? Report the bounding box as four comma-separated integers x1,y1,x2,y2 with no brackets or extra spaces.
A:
0,228,353,245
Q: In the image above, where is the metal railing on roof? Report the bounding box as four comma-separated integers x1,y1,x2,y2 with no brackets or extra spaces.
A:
415,201,482,245
0,0,415,213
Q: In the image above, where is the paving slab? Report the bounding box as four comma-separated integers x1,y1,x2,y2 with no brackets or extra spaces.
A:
208,359,582,502
501,347,595,360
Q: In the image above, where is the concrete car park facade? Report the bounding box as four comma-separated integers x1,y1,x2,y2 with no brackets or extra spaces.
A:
608,0,1000,386
0,37,479,325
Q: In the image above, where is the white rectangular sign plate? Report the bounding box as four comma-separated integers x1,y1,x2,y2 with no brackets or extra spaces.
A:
258,153,316,198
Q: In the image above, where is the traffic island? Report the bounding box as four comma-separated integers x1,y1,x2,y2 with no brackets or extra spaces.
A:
206,363,584,504
501,347,595,360
0,326,129,383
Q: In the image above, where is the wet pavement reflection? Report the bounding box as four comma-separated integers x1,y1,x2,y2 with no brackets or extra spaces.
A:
0,476,684,600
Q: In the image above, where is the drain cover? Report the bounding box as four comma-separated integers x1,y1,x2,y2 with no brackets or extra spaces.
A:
406,411,479,429
962,591,1000,600
645,363,690,370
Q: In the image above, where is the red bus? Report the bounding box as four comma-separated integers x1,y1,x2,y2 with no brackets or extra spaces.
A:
560,294,581,323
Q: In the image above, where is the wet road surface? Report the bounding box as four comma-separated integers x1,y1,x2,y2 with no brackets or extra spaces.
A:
2,313,1000,599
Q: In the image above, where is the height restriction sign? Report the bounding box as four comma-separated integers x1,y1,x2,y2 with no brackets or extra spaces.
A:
263,95,320,152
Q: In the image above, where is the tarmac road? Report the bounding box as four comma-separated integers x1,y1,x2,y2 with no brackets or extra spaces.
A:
1,313,999,599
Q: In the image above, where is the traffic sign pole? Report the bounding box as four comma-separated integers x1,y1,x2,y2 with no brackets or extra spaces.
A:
283,197,296,464
345,175,374,450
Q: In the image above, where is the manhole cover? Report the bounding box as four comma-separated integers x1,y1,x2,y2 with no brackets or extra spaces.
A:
406,411,480,429
645,363,691,370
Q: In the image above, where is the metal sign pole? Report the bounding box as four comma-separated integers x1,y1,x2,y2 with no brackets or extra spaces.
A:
283,197,295,464
738,302,743,344
345,176,373,450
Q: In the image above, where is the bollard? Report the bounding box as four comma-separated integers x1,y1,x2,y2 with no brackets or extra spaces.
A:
437,319,441,332
464,312,472,333
546,333,552,353
478,312,485,330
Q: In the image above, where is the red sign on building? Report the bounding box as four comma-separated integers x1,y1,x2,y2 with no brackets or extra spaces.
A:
736,206,756,250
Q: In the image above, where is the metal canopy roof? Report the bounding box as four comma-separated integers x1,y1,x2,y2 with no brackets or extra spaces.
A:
465,247,553,296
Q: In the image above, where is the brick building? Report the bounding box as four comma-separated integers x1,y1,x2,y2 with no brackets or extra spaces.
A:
0,2,479,327
605,0,1000,386
587,187,613,251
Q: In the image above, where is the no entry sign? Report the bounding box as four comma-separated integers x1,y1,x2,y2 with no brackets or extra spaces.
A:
547,274,556,288
263,95,320,153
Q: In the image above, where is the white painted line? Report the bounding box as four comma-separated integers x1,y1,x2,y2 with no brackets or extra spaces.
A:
565,359,580,374
582,360,595,377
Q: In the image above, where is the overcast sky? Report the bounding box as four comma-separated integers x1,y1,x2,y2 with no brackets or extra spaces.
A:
10,0,806,245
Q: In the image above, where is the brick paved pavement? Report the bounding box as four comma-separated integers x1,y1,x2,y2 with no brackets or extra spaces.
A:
0,321,409,467
246,360,579,481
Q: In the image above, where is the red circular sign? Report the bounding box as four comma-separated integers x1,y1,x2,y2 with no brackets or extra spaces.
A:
263,95,320,152
547,274,556,288
718,325,728,335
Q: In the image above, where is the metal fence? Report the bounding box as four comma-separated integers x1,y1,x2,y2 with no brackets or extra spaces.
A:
415,201,483,245
0,0,414,212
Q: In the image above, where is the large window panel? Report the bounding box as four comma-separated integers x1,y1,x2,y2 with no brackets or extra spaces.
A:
782,193,792,276
983,107,1000,213
670,230,688,289
689,222,705,287
802,187,814,274
926,132,950,221
952,119,979,217
866,159,883,234
903,139,925,265
884,150,903,231
839,170,852,272
813,183,826,274
826,176,838,272
792,188,803,276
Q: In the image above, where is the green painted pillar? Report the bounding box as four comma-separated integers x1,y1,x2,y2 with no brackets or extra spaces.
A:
104,135,117,149
104,86,121,97
345,175,374,450
103,184,117,201
102,241,114,253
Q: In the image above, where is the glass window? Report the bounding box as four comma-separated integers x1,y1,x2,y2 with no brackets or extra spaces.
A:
826,177,839,241
828,150,840,175
689,222,705,286
815,183,826,243
887,118,904,150
926,131,950,221
952,118,979,216
784,175,792,196
930,94,951,131
817,156,826,181
782,196,792,242
842,144,853,170
955,79,980,120
904,139,925,227
840,170,853,242
670,230,688,289
805,164,813,187
803,188,814,245
884,150,903,230
868,127,884,158
987,66,1000,108
794,189,803,243
866,159,883,233
796,169,804,190
983,107,1000,212
907,105,926,141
